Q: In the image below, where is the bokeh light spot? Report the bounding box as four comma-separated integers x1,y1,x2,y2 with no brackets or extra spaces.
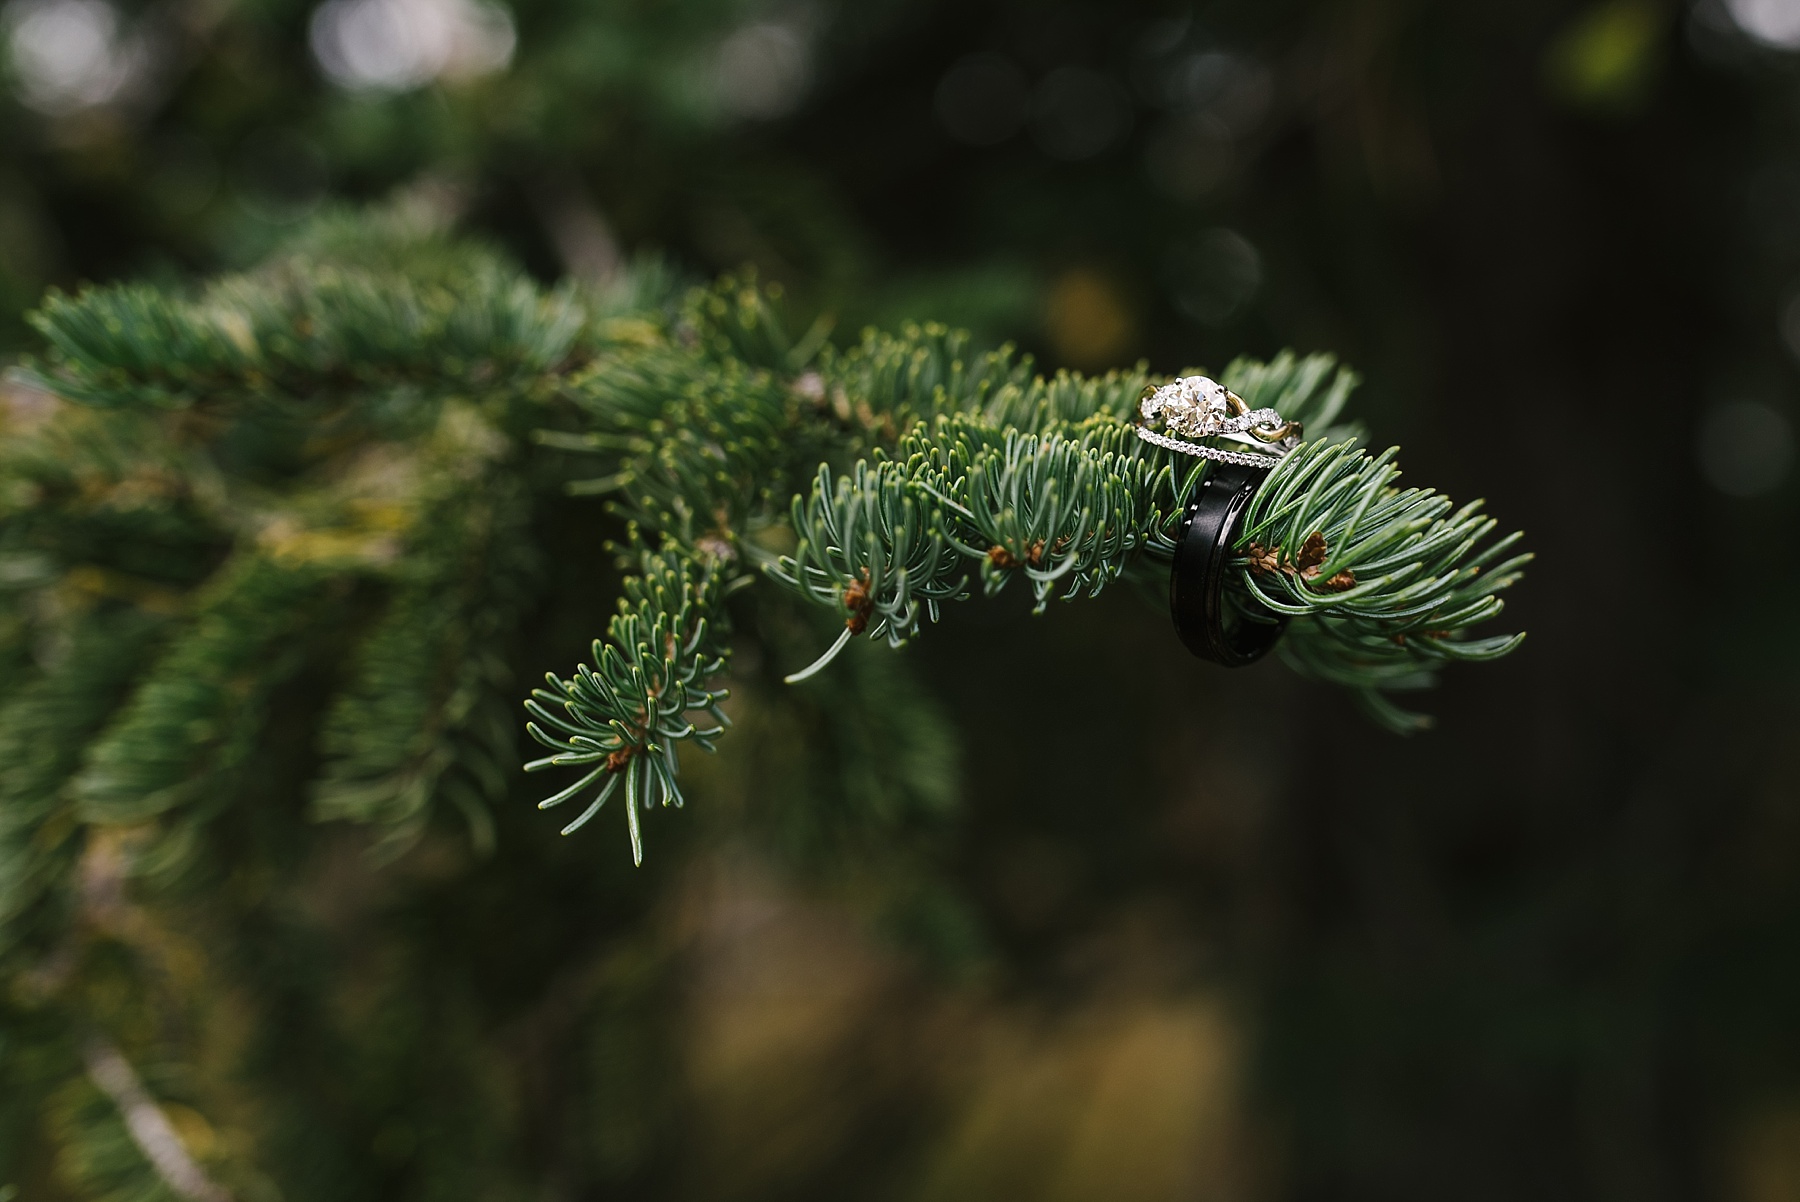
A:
1777,289,1800,360
1045,269,1133,369
1726,0,1800,48
1698,399,1793,496
1031,66,1130,161
1165,229,1261,326
1542,0,1664,113
308,0,515,93
716,21,810,120
1161,51,1271,134
2,0,141,112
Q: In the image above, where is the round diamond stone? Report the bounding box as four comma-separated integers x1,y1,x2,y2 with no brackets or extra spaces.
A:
1145,375,1228,436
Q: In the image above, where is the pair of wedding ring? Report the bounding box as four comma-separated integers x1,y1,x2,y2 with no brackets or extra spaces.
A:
1138,377,1298,666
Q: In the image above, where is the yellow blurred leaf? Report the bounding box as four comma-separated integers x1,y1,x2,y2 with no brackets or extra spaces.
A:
1544,0,1667,115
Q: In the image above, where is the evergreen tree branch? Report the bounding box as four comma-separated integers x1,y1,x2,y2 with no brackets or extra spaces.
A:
0,236,1525,866
770,459,967,677
526,275,1529,855
70,553,339,829
21,231,585,414
310,407,539,856
0,611,167,964
523,549,732,864
79,1036,233,1202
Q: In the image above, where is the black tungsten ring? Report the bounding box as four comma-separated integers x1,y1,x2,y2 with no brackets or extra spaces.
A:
1170,461,1288,666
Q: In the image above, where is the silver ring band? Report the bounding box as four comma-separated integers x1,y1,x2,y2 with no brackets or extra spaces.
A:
1134,425,1285,467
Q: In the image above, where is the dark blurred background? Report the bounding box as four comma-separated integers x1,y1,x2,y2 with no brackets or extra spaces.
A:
8,0,1800,1197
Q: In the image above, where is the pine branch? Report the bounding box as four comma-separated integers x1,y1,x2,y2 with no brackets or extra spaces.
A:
523,549,732,864
1220,348,1361,436
79,1037,233,1202
70,554,339,829
770,423,1525,733
524,277,1528,856
310,445,537,856
297,402,537,852
1,239,1525,867
810,322,1033,437
1235,438,1530,730
0,611,167,963
910,416,1172,609
20,214,585,415
770,459,967,680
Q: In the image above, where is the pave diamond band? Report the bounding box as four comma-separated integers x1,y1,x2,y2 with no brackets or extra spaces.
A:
1134,375,1301,468
1135,425,1288,467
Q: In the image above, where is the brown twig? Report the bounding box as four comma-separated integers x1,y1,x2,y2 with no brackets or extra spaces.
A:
1245,533,1357,593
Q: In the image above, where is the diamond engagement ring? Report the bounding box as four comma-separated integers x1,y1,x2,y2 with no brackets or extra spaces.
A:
1134,376,1303,468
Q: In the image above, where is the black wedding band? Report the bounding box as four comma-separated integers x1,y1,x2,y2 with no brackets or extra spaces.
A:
1170,461,1288,666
